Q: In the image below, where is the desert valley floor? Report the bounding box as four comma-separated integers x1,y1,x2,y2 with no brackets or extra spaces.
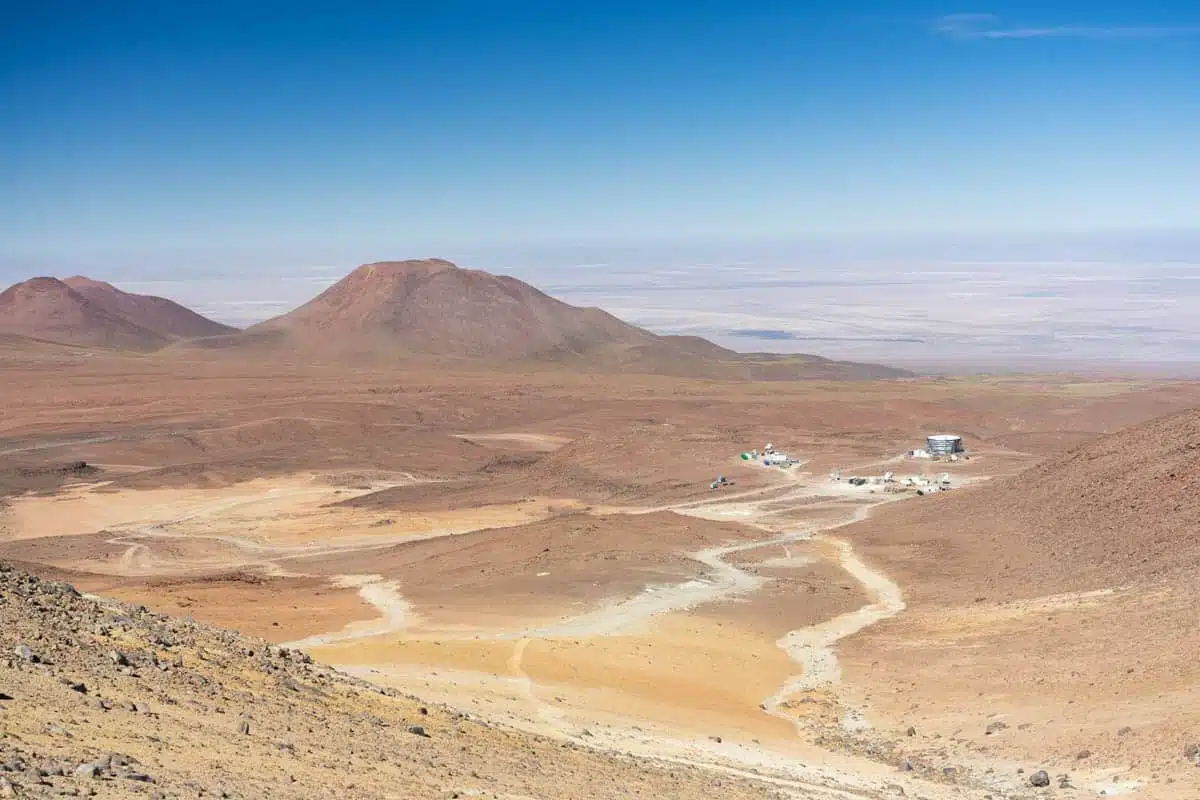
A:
3,348,1200,799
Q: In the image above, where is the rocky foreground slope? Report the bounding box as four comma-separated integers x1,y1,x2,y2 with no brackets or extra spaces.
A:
0,563,778,800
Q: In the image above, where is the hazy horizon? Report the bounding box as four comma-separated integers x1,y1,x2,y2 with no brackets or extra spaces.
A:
3,231,1197,374
4,2,1198,372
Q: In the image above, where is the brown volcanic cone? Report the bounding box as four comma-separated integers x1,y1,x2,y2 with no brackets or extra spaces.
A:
62,276,236,340
238,259,909,379
0,277,169,351
248,259,653,359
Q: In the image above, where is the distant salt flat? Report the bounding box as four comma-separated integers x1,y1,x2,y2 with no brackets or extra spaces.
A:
6,242,1197,367
531,260,1200,366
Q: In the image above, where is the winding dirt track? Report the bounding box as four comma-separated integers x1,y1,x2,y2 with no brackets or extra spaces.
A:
297,463,934,798
28,459,954,798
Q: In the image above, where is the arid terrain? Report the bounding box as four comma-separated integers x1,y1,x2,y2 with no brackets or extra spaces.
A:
3,265,1200,799
3,338,1200,798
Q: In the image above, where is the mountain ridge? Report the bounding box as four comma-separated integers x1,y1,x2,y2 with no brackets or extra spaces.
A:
0,277,170,351
0,276,235,350
1,262,910,379
62,276,237,340
227,259,910,379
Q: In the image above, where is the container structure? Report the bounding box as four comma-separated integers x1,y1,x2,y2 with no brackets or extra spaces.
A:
926,434,964,455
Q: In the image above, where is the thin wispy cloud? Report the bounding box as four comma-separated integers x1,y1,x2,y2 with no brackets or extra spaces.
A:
934,13,1200,41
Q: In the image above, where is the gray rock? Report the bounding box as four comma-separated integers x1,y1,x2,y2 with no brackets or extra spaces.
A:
108,650,130,667
1185,743,1200,760
135,702,152,714
74,763,101,779
906,726,916,737
237,719,251,735
406,725,428,737
13,644,35,663
0,776,16,798
1030,770,1051,787
985,721,1008,735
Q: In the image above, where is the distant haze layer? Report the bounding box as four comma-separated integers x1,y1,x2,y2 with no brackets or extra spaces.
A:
4,239,1197,371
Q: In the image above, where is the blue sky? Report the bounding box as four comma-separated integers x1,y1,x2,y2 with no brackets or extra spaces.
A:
2,0,1198,269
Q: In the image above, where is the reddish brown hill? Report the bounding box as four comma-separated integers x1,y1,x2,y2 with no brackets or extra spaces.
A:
62,276,236,339
229,259,908,380
247,259,655,359
849,406,1200,603
0,277,169,351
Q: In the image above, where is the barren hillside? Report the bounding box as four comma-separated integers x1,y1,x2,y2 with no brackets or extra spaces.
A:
215,259,908,380
848,405,1200,603
0,278,169,351
62,276,236,340
0,276,234,351
0,563,778,799
244,259,654,359
834,408,1200,796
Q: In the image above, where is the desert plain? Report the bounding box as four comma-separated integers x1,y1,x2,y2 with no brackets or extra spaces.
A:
3,330,1200,799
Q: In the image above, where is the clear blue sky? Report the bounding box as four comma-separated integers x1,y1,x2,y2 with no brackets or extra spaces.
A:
3,0,1198,267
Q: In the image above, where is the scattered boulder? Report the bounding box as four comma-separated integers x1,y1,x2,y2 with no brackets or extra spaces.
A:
13,644,35,664
985,721,1008,735
74,763,100,779
108,650,130,667
407,725,428,737
237,719,251,736
1030,770,1050,787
